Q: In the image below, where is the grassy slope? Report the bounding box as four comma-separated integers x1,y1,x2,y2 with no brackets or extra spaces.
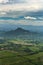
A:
0,39,43,65
0,51,43,65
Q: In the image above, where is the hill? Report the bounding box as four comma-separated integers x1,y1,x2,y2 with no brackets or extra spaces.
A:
5,28,37,35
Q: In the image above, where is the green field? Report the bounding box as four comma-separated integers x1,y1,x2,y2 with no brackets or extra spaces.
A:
0,51,43,65
0,38,43,65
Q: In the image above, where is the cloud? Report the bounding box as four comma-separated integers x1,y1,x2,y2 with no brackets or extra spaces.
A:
24,16,37,20
0,4,39,11
0,0,43,5
31,21,43,26
0,19,43,26
0,0,8,3
0,15,43,21
18,20,43,26
8,0,25,4
0,0,43,12
0,11,6,15
0,0,43,11
0,4,42,17
38,17,43,20
0,0,25,4
0,0,43,26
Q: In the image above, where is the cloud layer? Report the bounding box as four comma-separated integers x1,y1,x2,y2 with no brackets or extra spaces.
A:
0,0,43,26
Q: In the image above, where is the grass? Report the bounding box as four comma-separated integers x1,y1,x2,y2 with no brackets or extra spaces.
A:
0,50,43,65
0,39,43,65
29,46,40,52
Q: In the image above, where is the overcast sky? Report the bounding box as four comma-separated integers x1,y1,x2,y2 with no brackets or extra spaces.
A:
0,0,43,26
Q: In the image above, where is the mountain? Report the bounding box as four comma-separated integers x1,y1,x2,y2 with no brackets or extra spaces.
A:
14,28,30,33
0,24,43,32
0,23,43,33
1,27,42,40
5,28,30,35
5,27,38,36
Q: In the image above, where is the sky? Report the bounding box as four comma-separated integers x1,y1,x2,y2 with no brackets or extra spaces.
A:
0,0,43,26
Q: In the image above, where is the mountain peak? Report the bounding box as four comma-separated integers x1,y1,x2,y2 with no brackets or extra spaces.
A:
15,27,29,32
15,27,25,30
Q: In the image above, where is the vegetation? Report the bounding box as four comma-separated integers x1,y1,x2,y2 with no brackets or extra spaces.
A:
0,38,43,65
